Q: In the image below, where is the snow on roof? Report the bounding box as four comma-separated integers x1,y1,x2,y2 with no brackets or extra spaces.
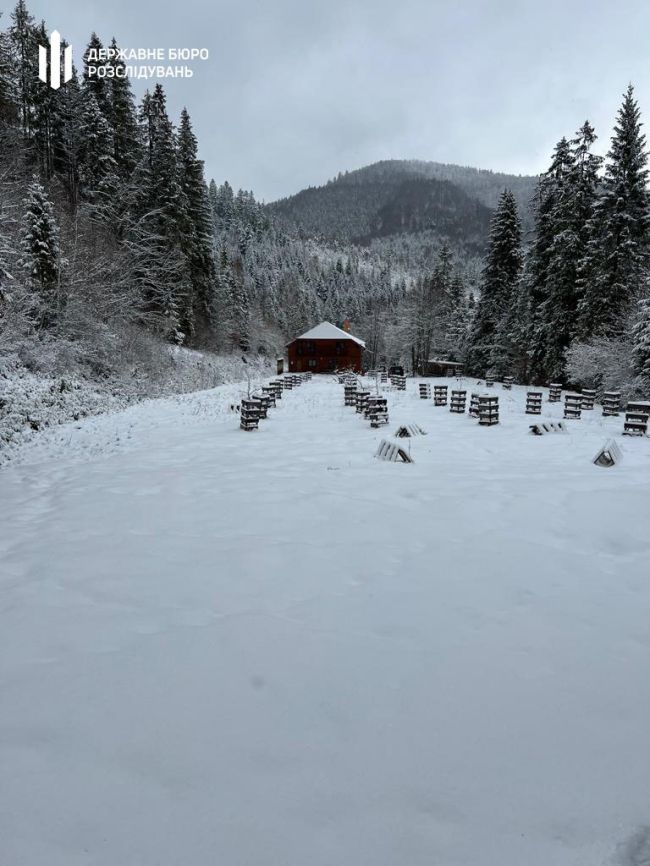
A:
426,358,463,365
289,322,366,347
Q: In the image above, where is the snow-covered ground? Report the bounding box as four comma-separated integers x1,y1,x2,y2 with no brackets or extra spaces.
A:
0,349,272,464
1,375,649,866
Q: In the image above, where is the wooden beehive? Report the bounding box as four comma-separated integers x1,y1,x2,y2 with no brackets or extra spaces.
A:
581,389,596,410
478,394,499,426
564,394,582,420
240,399,261,431
434,385,448,406
602,391,621,417
450,389,467,413
526,391,543,415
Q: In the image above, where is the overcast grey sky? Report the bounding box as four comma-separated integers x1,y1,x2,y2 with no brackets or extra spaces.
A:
22,0,650,201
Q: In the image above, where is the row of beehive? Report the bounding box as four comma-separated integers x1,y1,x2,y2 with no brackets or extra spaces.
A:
419,384,499,425
240,373,311,430
343,381,389,428
424,382,648,435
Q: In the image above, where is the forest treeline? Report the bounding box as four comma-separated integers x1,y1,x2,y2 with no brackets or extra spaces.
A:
0,1,649,397
467,95,650,392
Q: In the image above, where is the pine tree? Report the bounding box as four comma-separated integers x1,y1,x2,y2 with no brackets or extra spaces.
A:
83,33,111,120
9,0,37,135
218,246,249,351
212,180,234,231
467,190,523,375
524,138,573,381
208,179,219,222
78,91,119,217
107,38,140,179
500,275,532,381
0,207,15,293
542,124,603,379
632,295,650,380
176,107,217,337
19,176,61,326
578,85,650,337
51,65,82,206
0,12,19,126
445,272,469,358
131,85,190,342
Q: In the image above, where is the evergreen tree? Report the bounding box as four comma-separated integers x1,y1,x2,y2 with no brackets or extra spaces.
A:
578,85,650,337
208,179,219,222
78,91,119,216
212,180,234,231
523,137,573,381
19,177,61,326
0,207,15,294
0,12,19,126
107,38,140,179
51,65,82,206
445,271,469,357
176,107,217,336
31,21,58,177
542,124,602,379
83,33,111,120
9,0,37,135
632,295,650,381
132,85,191,341
467,190,523,374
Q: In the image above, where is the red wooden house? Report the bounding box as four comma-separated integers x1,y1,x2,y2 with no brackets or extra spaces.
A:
286,321,365,374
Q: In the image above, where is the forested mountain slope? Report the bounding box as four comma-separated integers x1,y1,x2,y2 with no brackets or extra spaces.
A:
268,159,538,246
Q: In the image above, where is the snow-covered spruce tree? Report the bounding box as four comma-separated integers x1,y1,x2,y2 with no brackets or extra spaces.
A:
176,108,217,339
51,67,83,207
220,248,250,352
632,295,650,382
540,124,603,381
522,138,573,381
133,84,191,342
30,21,63,179
208,179,219,227
82,33,111,121
490,297,526,379
151,119,191,339
107,38,141,180
0,207,15,293
211,180,235,232
9,0,37,135
405,244,455,372
0,208,35,346
577,85,650,338
0,12,19,127
444,270,469,358
19,177,61,327
466,190,523,376
78,91,119,218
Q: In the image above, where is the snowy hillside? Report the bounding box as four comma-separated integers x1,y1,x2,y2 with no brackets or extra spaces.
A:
1,375,649,865
0,351,273,466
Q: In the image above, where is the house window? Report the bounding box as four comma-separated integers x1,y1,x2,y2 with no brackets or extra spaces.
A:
308,359,317,368
335,341,347,355
307,342,316,354
297,344,304,356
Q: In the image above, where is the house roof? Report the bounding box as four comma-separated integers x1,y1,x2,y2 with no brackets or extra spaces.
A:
288,322,366,348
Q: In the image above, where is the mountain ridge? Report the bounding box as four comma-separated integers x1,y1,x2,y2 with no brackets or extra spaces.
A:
266,159,538,252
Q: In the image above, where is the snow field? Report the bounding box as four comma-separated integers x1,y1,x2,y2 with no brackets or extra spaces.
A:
1,375,649,866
